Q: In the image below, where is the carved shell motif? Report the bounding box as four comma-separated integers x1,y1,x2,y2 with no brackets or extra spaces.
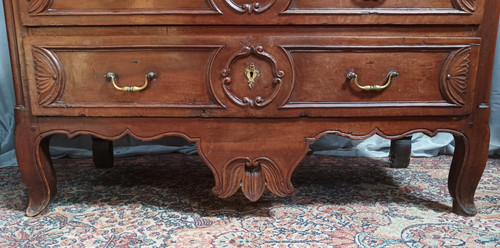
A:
224,0,278,14
33,47,65,106
27,0,53,14
215,157,292,201
451,0,476,13
439,47,471,106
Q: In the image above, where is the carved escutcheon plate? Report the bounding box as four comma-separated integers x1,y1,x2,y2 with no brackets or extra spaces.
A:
222,46,284,108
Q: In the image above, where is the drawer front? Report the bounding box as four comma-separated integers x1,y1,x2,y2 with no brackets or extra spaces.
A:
24,34,480,117
19,0,484,25
282,45,479,111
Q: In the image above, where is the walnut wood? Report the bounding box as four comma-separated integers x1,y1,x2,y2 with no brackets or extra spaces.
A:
18,0,485,26
4,0,500,217
389,136,412,169
91,137,114,169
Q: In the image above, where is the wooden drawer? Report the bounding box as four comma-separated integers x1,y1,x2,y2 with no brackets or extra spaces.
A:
18,0,484,26
23,33,480,117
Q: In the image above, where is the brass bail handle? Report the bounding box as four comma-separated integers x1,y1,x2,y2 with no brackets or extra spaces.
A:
105,72,157,92
347,71,398,91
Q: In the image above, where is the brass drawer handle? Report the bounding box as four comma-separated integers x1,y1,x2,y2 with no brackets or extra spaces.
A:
105,72,156,92
347,71,398,91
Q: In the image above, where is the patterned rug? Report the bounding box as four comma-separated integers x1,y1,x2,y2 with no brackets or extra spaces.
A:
0,154,498,247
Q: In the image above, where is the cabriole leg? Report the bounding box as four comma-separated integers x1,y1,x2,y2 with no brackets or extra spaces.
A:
449,122,489,216
15,127,56,216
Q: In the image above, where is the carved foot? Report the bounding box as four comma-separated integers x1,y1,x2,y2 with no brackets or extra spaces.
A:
15,132,56,215
92,137,114,169
449,113,489,216
389,136,412,168
15,110,57,216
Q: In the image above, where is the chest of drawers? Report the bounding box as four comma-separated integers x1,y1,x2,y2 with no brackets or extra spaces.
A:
4,0,499,216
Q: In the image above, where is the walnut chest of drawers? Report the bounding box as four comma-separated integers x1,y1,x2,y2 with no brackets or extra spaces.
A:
4,0,500,216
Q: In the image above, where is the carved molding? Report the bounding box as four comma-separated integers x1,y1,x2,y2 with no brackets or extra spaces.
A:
33,47,65,106
215,157,291,201
281,0,476,14
224,0,277,14
451,0,476,13
439,47,471,106
27,0,53,14
222,46,284,108
307,127,465,144
27,0,222,15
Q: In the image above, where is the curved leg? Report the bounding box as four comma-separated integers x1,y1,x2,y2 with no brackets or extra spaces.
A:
92,137,114,169
15,110,56,216
389,136,412,168
449,117,490,216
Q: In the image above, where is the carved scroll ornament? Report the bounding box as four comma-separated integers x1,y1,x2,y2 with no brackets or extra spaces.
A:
215,157,291,201
222,46,284,108
224,0,277,14
27,0,53,14
33,47,65,106
439,47,471,106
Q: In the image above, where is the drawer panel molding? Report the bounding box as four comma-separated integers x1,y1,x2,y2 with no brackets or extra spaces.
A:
280,44,478,110
27,45,227,114
26,0,222,15
282,0,477,15
20,0,483,25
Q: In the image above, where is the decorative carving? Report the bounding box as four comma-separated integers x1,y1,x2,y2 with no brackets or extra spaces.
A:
27,0,221,15
216,157,290,201
222,46,284,108
281,0,476,14
439,47,471,106
33,47,65,106
451,0,476,13
27,0,53,14
307,127,464,143
224,0,277,14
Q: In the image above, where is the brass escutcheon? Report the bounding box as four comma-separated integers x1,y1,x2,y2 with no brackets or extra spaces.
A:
245,63,260,89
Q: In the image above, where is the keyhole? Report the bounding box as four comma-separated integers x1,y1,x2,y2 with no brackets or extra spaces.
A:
250,72,254,78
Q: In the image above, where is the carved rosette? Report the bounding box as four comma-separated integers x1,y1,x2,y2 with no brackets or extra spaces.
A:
222,46,284,108
451,0,476,13
27,0,53,14
224,0,277,14
439,47,471,106
215,157,291,201
33,47,65,106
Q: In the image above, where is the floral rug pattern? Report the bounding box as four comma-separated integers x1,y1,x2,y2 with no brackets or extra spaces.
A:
0,154,499,247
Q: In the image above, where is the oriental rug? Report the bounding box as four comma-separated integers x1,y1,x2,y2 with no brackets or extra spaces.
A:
0,154,499,247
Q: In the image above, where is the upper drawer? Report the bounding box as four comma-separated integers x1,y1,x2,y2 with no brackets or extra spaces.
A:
19,0,484,26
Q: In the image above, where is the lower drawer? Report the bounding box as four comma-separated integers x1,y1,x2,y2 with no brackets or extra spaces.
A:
24,32,480,117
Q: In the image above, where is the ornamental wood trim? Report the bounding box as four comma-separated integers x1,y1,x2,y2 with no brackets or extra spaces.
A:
439,47,471,106
32,46,65,106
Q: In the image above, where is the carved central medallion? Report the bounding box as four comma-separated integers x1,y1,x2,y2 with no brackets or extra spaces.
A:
222,46,284,108
224,0,278,14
